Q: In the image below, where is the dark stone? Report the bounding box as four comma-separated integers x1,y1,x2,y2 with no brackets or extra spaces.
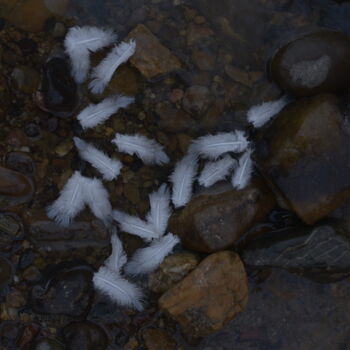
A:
30,264,93,316
61,321,109,350
0,256,13,289
18,38,37,55
30,338,65,350
5,152,36,176
255,94,350,224
24,123,41,138
0,321,24,350
270,31,350,96
0,212,25,252
182,85,212,117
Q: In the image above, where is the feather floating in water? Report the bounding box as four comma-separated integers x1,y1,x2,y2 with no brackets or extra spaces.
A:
198,155,236,188
247,96,289,128
189,131,249,160
169,154,198,208
105,230,127,272
231,148,253,190
77,95,134,130
74,137,122,181
146,184,171,237
124,233,180,275
93,266,143,311
89,40,136,94
112,133,169,165
113,210,158,241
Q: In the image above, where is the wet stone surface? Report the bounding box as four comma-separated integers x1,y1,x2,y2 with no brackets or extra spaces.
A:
143,328,177,350
0,256,14,289
0,212,25,252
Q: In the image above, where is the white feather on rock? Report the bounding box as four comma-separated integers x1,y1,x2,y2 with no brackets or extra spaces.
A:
89,40,136,94
231,148,253,190
170,154,198,208
146,184,171,237
74,137,122,181
93,266,143,311
124,233,180,275
105,230,127,272
189,131,249,160
46,171,89,227
198,155,236,188
247,96,289,128
112,133,169,165
113,210,158,241
77,95,134,130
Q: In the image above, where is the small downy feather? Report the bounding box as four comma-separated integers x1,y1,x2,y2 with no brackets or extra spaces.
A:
105,230,127,272
198,155,236,187
169,154,198,208
77,95,134,130
93,266,143,311
112,133,169,165
46,171,88,227
189,131,249,160
89,40,136,94
113,210,158,241
146,184,171,237
85,178,113,226
74,137,122,181
124,233,180,275
231,148,253,190
247,96,289,128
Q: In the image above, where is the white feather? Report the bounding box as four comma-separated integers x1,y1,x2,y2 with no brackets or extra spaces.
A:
146,184,172,237
46,171,89,227
113,210,158,241
112,133,169,165
189,131,249,160
247,96,289,128
231,148,253,190
105,230,127,272
124,233,180,275
169,154,198,208
64,26,117,83
198,155,236,187
85,178,113,226
74,137,122,181
77,95,134,130
93,266,143,311
89,40,136,94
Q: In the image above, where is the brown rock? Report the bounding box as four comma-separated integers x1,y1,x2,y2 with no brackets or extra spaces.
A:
187,23,213,45
148,253,200,294
11,66,41,94
127,24,181,79
182,85,212,117
192,49,215,71
143,329,177,350
159,251,248,339
225,64,262,88
170,181,275,253
255,94,350,224
5,129,28,147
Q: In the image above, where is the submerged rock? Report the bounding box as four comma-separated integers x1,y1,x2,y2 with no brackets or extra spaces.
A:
0,256,14,289
0,212,25,252
270,31,350,96
159,251,248,340
143,328,177,350
30,338,65,350
255,94,350,224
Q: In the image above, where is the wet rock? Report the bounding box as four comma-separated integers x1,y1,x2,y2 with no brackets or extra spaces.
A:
225,64,262,88
0,256,13,288
31,338,65,350
187,23,213,45
62,321,108,350
11,66,41,94
0,212,25,252
22,266,41,283
270,31,350,96
0,321,24,349
143,328,177,350
0,166,35,210
54,139,73,157
24,123,41,139
5,128,28,147
5,152,35,176
242,225,350,281
30,264,93,316
159,251,248,339
127,24,181,79
255,94,350,224
169,88,184,103
182,85,212,117
192,49,216,71
170,181,275,253
148,253,200,294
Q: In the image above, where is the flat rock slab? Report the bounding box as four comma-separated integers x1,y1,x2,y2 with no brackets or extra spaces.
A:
127,24,181,79
255,94,350,224
159,251,248,339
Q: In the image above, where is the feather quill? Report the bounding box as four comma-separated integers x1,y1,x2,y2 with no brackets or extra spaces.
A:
124,233,180,275
112,133,169,165
77,95,134,130
113,210,158,241
74,137,122,181
105,230,127,272
247,96,289,128
231,148,253,190
46,171,88,227
189,131,249,160
169,154,198,208
93,266,143,311
146,184,171,237
198,155,236,187
89,40,136,94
